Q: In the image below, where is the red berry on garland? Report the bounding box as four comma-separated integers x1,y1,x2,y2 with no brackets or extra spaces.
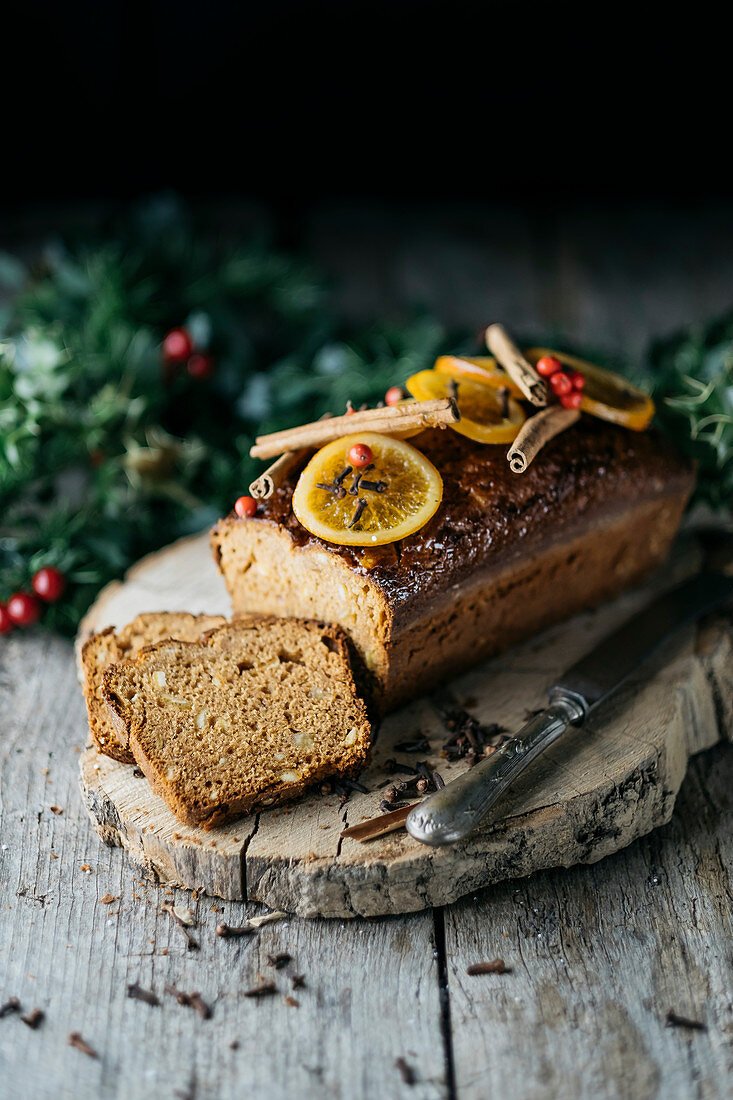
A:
569,370,585,390
560,390,583,410
7,592,41,626
0,604,13,635
187,352,215,380
162,327,194,363
536,355,563,378
549,371,573,396
385,386,405,406
32,567,66,602
348,442,373,468
235,495,258,518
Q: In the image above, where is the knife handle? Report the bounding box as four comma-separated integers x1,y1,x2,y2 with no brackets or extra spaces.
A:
405,690,586,846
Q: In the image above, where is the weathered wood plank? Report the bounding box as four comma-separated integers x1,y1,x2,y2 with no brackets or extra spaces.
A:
0,632,447,1100
442,741,733,1100
77,531,732,917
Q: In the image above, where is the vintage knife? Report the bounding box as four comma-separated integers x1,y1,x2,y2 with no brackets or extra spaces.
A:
406,572,733,846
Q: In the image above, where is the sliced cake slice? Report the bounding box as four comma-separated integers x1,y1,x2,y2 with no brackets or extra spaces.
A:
82,612,227,763
101,616,372,828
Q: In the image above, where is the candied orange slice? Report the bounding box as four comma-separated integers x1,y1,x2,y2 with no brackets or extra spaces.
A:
525,348,655,431
292,433,443,547
405,370,525,444
434,355,523,397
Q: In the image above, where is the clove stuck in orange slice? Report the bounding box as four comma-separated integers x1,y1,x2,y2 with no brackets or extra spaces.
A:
292,433,443,547
405,370,525,445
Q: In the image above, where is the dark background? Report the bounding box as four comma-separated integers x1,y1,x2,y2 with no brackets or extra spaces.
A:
3,2,733,356
5,2,730,207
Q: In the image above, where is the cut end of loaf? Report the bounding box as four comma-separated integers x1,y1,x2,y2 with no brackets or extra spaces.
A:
81,612,228,763
102,617,372,828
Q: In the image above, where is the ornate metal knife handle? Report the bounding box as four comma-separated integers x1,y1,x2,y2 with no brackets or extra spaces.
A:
406,690,586,846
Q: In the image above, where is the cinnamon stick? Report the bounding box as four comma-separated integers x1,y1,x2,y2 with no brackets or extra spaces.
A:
249,413,333,498
486,323,548,407
250,399,459,461
507,405,580,473
340,802,417,842
249,451,302,499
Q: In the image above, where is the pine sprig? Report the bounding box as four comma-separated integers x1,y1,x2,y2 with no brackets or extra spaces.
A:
0,200,446,633
1,197,730,637
649,317,733,508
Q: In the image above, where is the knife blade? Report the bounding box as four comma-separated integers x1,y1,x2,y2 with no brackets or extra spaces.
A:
406,571,733,846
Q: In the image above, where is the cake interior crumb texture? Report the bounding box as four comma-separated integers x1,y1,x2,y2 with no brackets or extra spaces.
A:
82,612,227,763
102,617,371,828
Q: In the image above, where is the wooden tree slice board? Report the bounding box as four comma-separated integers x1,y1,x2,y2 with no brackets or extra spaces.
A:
77,532,733,919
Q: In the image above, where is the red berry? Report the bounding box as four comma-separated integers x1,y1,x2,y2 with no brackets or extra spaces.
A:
385,386,405,406
234,495,258,518
549,371,572,396
536,355,563,378
0,604,13,635
560,391,583,409
348,443,373,468
32,567,66,602
187,352,214,380
569,370,585,390
7,592,41,626
162,327,194,363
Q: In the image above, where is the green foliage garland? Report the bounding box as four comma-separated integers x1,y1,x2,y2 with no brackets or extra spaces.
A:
1,198,730,635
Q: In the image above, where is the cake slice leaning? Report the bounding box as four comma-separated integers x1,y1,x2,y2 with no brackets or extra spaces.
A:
102,616,372,828
82,612,227,764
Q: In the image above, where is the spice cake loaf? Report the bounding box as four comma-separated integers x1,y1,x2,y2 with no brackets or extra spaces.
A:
82,611,227,763
211,420,694,711
102,616,371,827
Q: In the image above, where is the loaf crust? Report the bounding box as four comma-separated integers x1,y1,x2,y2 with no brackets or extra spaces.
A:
211,421,695,709
81,612,227,762
102,616,371,828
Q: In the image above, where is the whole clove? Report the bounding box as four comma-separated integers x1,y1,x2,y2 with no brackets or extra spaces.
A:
216,921,255,938
127,983,160,1007
466,958,511,975
68,1032,98,1058
161,902,199,950
165,986,212,1019
348,498,368,528
665,1010,707,1031
21,1008,44,1029
396,1057,416,1085
379,761,444,812
380,798,410,813
359,479,388,493
0,997,21,1018
244,982,277,999
316,481,347,500
267,953,292,970
291,974,306,989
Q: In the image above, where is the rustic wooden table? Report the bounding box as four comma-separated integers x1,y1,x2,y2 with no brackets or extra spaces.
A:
2,204,733,1099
